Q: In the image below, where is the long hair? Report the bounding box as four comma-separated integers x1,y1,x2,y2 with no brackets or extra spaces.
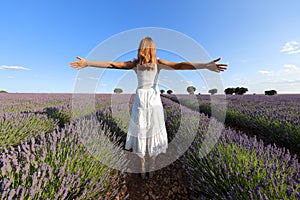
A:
136,37,157,71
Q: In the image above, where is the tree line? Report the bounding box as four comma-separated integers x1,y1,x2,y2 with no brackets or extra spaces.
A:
113,87,277,95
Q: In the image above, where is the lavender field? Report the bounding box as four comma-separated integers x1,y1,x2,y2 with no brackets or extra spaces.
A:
163,94,300,155
0,93,299,199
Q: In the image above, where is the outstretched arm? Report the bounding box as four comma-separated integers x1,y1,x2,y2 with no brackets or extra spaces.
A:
70,56,136,70
158,58,227,72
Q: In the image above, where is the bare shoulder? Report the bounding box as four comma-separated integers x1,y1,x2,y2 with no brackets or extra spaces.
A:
125,59,138,69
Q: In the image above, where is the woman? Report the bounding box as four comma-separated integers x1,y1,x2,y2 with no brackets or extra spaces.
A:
70,37,227,179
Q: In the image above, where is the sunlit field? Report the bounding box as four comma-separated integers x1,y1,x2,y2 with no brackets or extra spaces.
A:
0,93,299,199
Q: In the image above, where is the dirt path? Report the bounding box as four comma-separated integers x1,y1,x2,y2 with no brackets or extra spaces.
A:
122,158,197,200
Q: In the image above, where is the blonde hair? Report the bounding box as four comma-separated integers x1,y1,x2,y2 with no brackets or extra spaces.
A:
136,37,157,71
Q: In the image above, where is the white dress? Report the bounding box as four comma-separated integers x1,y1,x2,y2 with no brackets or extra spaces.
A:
125,64,168,158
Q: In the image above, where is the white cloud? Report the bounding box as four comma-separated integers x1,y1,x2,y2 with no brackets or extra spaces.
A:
7,76,15,79
282,64,300,74
0,65,31,70
229,64,300,93
255,64,300,93
280,41,300,54
258,70,273,75
259,64,300,76
284,64,297,69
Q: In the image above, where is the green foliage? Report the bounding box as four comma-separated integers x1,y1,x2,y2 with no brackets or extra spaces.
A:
167,89,173,94
113,88,123,94
187,86,196,94
235,87,248,95
225,87,249,95
265,90,277,95
225,87,235,95
208,88,218,95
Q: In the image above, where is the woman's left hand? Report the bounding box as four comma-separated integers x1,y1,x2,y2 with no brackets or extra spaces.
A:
207,58,228,73
70,56,88,70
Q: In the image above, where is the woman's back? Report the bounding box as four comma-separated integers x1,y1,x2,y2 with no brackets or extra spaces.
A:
134,64,160,90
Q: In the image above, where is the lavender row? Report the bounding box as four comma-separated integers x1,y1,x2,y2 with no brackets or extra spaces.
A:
163,94,300,127
163,94,300,155
0,112,56,151
160,96,300,199
0,116,129,199
0,94,115,151
0,94,132,199
0,93,72,113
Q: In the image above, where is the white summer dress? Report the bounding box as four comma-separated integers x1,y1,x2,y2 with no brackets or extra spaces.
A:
125,64,168,158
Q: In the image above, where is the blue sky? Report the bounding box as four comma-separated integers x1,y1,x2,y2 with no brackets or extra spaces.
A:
1,0,300,94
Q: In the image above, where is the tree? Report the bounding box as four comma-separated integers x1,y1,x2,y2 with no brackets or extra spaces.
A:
160,89,165,94
187,86,196,94
235,87,248,95
0,90,8,93
208,88,217,95
224,87,235,95
265,90,277,95
113,88,123,94
167,89,173,94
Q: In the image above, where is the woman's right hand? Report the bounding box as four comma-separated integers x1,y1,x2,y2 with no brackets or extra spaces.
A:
70,56,88,70
206,58,228,73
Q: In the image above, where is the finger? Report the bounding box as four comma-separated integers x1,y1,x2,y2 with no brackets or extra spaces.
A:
217,64,228,68
70,63,79,67
217,66,227,70
218,68,227,72
218,66,227,69
219,67,227,71
71,65,79,69
76,56,83,60
213,57,221,62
